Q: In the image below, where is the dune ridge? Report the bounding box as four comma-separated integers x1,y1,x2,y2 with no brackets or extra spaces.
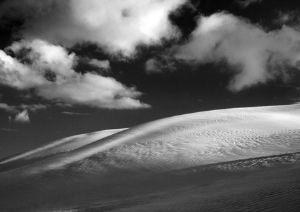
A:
1,104,300,175
1,104,300,211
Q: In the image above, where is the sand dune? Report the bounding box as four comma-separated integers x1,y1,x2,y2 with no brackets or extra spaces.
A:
1,104,300,175
0,128,127,165
0,104,300,211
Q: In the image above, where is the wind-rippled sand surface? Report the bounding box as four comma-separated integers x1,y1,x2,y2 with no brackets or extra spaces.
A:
0,104,300,211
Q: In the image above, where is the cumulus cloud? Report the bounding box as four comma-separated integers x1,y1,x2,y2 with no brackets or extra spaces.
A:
37,73,148,109
145,58,161,73
0,50,45,89
0,103,18,113
0,0,186,56
174,13,300,91
275,11,300,26
0,0,184,109
87,59,110,70
0,39,149,109
0,103,47,123
0,103,46,113
21,104,47,112
145,56,178,74
14,110,30,123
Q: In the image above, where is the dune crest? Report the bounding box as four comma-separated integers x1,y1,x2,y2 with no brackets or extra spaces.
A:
1,104,300,175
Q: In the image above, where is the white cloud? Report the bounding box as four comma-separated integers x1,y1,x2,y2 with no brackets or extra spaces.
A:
0,103,18,113
0,39,149,109
145,58,163,73
88,59,110,70
275,11,300,26
0,103,47,124
0,50,45,89
175,13,300,91
145,56,177,74
0,102,47,114
0,0,186,56
8,39,76,82
37,73,149,109
0,0,184,109
0,103,46,124
14,110,30,123
20,104,47,112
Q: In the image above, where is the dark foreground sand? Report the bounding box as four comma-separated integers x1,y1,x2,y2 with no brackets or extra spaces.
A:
0,152,299,211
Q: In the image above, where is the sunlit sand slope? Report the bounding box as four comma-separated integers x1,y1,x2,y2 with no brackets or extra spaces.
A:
1,104,300,175
1,104,300,211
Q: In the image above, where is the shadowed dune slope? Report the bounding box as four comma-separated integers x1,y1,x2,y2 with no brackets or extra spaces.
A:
1,104,300,175
1,104,300,211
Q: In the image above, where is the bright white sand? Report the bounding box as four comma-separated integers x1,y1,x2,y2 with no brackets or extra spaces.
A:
1,104,300,175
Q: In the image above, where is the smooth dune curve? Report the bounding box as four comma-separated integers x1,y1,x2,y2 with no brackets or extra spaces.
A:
1,104,300,212
1,104,300,175
0,128,127,165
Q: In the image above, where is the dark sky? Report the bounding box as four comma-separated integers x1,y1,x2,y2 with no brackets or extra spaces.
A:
0,0,300,158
